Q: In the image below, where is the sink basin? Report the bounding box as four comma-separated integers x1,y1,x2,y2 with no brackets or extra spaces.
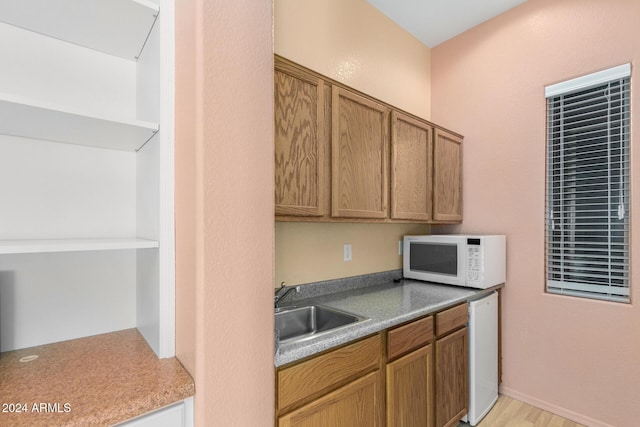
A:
275,305,368,344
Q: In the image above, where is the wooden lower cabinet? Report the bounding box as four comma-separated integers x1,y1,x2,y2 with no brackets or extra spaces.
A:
276,335,382,426
386,344,433,427
435,327,468,427
278,371,383,427
277,306,470,427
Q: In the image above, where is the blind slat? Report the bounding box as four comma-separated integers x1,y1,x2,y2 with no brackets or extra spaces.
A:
547,280,629,296
545,67,630,303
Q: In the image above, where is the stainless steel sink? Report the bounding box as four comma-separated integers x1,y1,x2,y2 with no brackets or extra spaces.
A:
275,305,368,344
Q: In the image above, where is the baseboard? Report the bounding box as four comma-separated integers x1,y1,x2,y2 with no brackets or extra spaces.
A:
499,386,614,427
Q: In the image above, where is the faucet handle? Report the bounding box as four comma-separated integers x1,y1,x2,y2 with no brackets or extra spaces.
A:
275,282,287,296
274,283,299,308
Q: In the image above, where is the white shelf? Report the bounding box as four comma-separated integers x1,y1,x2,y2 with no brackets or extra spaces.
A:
0,238,159,254
0,92,158,151
0,0,159,60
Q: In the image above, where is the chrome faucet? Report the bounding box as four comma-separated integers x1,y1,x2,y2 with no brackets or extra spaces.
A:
274,282,298,308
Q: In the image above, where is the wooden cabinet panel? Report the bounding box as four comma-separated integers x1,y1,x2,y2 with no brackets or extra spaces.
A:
390,111,433,221
276,303,473,427
273,57,464,224
435,303,468,337
331,86,389,219
277,335,381,413
387,315,434,361
274,61,326,216
279,371,383,427
386,344,433,427
433,129,463,222
435,327,468,427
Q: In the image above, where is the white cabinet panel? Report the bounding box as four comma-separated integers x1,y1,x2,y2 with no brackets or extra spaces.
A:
0,21,137,120
117,398,194,427
0,136,137,240
0,251,137,351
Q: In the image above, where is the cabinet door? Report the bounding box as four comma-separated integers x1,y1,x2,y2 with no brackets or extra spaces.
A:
274,61,326,216
390,111,433,221
387,344,434,427
277,335,381,413
435,327,468,427
278,371,383,427
331,86,389,219
433,129,462,222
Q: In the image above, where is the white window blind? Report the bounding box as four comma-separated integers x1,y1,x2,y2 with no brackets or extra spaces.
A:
545,64,631,303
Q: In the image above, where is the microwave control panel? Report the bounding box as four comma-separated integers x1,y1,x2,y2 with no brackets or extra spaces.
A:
467,238,483,282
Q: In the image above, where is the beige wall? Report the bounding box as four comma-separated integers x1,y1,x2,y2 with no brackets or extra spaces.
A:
275,222,428,286
431,1,640,426
274,0,432,287
275,0,431,119
175,0,274,426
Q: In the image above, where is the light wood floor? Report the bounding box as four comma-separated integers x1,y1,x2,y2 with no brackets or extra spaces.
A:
459,395,586,427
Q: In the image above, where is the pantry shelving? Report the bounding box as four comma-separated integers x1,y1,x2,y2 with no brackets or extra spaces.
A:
0,238,159,255
0,0,175,360
0,92,158,151
0,0,159,60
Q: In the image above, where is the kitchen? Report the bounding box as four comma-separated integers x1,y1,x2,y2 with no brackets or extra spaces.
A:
270,0,638,426
0,0,637,426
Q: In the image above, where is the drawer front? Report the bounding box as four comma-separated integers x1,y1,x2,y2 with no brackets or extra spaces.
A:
387,315,434,361
436,303,468,337
277,334,381,413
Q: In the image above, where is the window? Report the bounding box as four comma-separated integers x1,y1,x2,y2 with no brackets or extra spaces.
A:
545,64,631,303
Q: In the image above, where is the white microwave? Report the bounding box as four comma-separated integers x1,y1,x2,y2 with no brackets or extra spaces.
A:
403,235,506,289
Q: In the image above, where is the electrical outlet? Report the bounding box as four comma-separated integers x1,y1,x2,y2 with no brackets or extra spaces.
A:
398,240,403,256
343,244,352,261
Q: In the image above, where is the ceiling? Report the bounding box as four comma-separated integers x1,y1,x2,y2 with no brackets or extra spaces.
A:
366,0,527,48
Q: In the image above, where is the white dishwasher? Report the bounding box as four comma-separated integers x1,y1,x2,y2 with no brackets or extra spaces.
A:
466,291,499,425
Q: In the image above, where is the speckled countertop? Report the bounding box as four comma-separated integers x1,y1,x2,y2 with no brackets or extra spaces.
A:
0,329,194,426
275,274,501,367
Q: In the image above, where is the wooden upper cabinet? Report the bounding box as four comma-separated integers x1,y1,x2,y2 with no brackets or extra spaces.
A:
273,57,463,224
274,61,326,216
332,86,389,219
391,111,433,221
433,129,463,222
